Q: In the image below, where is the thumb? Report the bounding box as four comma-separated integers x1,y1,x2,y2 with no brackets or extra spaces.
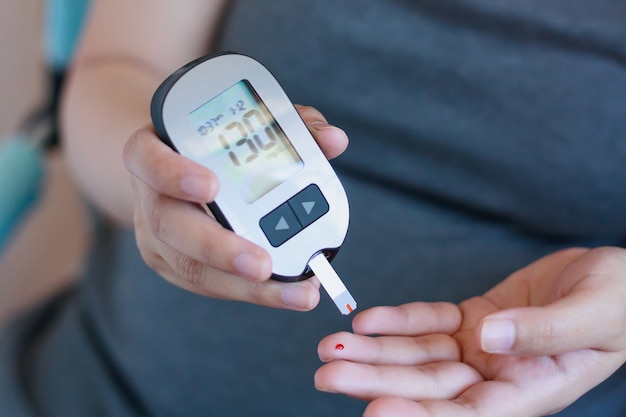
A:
478,293,618,356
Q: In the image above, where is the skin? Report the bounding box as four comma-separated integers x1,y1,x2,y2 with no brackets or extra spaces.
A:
61,0,348,310
122,116,347,310
62,1,626,414
316,247,626,416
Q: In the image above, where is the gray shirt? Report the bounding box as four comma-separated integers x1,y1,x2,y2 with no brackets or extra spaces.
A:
2,1,626,416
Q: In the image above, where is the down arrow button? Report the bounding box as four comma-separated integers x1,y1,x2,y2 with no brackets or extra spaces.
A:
289,184,329,228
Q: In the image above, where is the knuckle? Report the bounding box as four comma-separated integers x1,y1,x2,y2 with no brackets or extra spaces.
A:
122,132,137,167
134,215,165,271
294,103,314,113
409,336,435,359
532,322,566,352
123,127,151,171
144,199,168,241
602,303,626,349
433,302,462,331
174,255,206,288
248,281,271,306
416,334,460,362
196,233,223,265
136,240,163,271
296,104,324,120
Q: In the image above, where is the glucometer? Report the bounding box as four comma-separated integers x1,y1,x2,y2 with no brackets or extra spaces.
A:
151,52,356,315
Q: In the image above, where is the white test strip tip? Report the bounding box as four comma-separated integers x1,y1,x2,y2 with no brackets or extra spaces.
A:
308,253,357,315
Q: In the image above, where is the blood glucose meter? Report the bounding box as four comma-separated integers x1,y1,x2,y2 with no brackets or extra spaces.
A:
151,52,356,314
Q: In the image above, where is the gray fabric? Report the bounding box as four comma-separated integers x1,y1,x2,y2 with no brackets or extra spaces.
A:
2,0,626,416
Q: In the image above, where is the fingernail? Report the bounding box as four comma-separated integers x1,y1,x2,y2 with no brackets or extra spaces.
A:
281,283,313,310
481,318,516,353
181,174,213,201
309,121,332,131
234,252,265,280
315,384,337,393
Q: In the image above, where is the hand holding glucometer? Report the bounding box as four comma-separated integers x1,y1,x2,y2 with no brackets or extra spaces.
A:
150,52,356,314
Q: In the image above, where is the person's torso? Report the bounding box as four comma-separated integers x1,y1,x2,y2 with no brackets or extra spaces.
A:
15,2,626,417
219,0,626,238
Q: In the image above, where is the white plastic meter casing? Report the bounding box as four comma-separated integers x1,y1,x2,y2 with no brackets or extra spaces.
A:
151,52,349,281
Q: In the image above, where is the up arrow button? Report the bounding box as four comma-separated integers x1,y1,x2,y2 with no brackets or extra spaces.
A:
275,217,290,231
260,203,301,247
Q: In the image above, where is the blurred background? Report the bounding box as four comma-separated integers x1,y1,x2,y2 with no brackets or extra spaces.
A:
0,0,90,328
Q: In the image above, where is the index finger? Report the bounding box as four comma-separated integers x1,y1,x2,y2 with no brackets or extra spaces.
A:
353,302,462,336
296,105,349,159
123,124,219,203
318,331,461,365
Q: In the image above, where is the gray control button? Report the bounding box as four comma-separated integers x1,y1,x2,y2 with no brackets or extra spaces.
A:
259,203,301,247
289,184,329,228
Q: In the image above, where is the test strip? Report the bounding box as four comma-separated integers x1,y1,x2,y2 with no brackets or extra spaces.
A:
308,253,357,315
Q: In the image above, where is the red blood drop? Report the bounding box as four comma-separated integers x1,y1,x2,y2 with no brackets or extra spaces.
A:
335,343,345,350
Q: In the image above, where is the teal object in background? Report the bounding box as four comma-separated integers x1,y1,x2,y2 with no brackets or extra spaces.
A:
1,0,89,252
44,0,91,70
0,137,45,252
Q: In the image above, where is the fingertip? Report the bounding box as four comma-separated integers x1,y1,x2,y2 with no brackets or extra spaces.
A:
308,275,322,290
479,317,516,354
365,397,424,417
314,360,352,394
122,124,153,171
280,280,321,311
233,249,272,282
352,306,394,335
478,304,592,356
124,124,220,202
295,104,349,159
313,366,335,393
317,331,353,362
309,123,349,159
180,172,219,202
317,335,333,362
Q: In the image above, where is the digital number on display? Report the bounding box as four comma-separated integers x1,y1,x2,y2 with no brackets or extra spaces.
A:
188,80,303,203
